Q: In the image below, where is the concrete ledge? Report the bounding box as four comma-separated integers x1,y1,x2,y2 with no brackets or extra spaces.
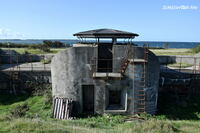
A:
129,59,147,63
92,72,122,78
104,110,127,113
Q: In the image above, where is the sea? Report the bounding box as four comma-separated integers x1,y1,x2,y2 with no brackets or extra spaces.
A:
0,39,199,48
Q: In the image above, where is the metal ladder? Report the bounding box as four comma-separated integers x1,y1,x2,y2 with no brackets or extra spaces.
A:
134,48,149,114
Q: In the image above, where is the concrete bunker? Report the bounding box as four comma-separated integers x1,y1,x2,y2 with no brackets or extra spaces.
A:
51,29,160,116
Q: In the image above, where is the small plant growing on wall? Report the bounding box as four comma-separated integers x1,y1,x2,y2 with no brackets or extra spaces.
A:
41,59,51,64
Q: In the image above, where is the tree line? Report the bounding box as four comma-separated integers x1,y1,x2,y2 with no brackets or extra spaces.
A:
0,40,70,48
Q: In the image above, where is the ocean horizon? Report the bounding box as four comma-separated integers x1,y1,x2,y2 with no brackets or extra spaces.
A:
0,39,199,48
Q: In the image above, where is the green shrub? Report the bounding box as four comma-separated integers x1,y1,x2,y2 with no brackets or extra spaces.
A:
44,86,52,105
10,103,29,118
192,45,200,53
74,114,125,128
39,46,51,52
40,59,51,64
168,62,193,68
24,50,30,54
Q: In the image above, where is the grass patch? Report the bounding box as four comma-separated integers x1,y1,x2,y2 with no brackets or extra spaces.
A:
0,94,52,119
0,95,200,133
1,48,65,54
191,45,200,53
1,115,200,133
150,48,194,55
167,62,193,68
40,59,51,64
1,93,200,132
72,114,125,129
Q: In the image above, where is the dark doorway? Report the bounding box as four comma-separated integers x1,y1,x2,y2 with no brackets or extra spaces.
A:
82,85,94,113
98,43,113,72
109,90,121,105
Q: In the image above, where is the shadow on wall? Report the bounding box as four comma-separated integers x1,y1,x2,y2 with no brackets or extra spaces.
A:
158,56,176,64
0,71,51,94
157,91,200,120
0,94,29,105
158,69,200,120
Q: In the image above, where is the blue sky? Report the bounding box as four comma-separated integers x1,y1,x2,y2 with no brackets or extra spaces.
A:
0,0,200,42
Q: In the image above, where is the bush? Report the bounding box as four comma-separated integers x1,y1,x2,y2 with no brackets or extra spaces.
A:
0,42,42,48
40,59,51,64
28,45,40,49
44,87,52,105
192,45,200,53
24,50,30,54
43,40,65,48
43,40,53,47
75,114,125,128
10,103,29,118
53,41,65,48
39,45,51,52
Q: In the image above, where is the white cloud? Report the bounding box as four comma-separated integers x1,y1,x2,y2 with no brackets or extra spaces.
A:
0,28,25,39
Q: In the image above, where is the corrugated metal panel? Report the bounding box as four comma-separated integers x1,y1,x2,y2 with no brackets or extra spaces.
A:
53,97,73,120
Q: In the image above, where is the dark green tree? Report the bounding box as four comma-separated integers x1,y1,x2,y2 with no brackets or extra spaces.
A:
43,40,53,47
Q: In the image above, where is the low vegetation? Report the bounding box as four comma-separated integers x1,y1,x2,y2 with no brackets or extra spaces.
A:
0,40,70,48
150,48,194,55
40,59,52,64
0,40,69,54
0,47,65,54
150,44,200,56
0,91,200,132
191,45,200,53
168,62,193,68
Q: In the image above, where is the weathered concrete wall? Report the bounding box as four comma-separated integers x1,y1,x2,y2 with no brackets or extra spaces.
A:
51,45,160,115
158,55,200,65
159,72,200,96
51,47,96,114
144,51,160,114
0,71,51,93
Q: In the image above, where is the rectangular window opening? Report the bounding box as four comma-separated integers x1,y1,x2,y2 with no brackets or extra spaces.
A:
97,43,113,72
109,90,121,105
105,89,127,112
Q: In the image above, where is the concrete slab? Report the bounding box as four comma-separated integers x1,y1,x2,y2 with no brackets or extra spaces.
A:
129,59,147,63
93,72,122,78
